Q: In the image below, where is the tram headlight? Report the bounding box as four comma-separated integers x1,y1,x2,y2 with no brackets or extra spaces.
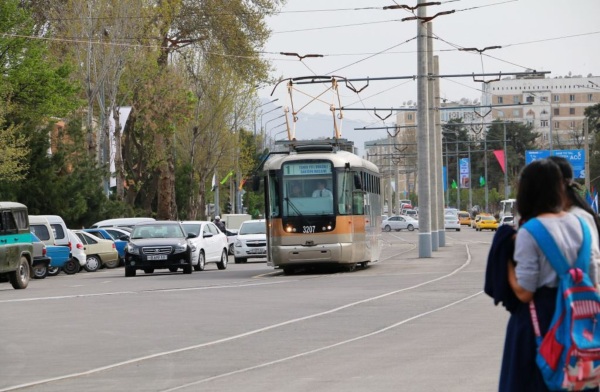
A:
285,226,293,233
327,225,332,230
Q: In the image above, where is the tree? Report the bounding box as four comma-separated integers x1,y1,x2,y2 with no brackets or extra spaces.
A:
585,103,600,192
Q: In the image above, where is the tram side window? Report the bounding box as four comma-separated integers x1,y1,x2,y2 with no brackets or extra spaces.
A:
337,172,353,215
353,191,364,215
268,172,280,218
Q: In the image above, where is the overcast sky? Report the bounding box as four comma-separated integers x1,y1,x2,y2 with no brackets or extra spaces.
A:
258,0,600,131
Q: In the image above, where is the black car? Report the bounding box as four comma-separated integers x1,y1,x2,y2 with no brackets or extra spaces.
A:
124,221,196,277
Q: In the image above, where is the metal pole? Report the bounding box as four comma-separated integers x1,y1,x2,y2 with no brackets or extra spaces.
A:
468,143,472,210
585,118,590,192
456,137,460,210
484,137,489,212
549,103,553,152
434,56,445,247
445,141,449,207
427,23,438,251
503,122,509,200
416,2,431,257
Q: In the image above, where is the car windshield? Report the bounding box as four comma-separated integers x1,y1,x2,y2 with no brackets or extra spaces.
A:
131,224,184,239
181,223,201,236
239,222,266,235
482,216,495,221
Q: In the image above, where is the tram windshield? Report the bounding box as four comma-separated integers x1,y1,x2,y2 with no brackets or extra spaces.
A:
281,161,334,216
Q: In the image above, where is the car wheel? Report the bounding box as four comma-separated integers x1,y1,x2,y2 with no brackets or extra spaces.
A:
283,266,295,275
456,228,461,232
216,250,228,270
32,263,48,279
344,263,357,272
47,266,60,276
234,257,247,264
407,224,414,231
194,251,205,271
9,256,30,289
384,225,391,232
62,258,80,275
182,264,193,274
228,243,234,255
169,267,178,272
144,268,154,274
83,255,101,272
104,257,120,269
125,267,136,277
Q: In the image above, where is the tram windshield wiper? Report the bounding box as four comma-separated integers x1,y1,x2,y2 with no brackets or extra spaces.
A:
283,197,313,224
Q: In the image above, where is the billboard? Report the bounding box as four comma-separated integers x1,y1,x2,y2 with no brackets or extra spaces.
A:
460,158,470,188
525,149,585,179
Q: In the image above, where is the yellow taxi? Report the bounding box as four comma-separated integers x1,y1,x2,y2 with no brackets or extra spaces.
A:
476,215,499,231
458,211,471,226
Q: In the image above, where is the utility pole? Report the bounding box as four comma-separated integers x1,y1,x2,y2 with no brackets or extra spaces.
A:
434,56,445,247
416,1,431,257
503,122,509,200
584,118,590,192
427,23,438,251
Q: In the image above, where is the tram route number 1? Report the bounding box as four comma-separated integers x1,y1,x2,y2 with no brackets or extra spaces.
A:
303,226,316,234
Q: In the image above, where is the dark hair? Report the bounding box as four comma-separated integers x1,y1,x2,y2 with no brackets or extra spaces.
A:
516,159,565,222
548,156,600,238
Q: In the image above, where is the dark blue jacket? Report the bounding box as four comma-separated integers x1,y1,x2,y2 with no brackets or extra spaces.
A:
484,224,520,313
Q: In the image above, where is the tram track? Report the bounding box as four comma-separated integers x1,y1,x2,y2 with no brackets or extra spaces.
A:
1,241,481,392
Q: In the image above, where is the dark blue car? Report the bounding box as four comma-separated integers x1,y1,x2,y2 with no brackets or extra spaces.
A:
83,228,127,260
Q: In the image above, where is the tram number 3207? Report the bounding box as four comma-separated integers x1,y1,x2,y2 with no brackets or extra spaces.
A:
303,226,316,234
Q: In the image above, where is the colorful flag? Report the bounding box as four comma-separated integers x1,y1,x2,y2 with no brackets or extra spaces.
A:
238,178,246,191
220,170,234,185
211,172,216,191
479,176,486,187
451,179,458,189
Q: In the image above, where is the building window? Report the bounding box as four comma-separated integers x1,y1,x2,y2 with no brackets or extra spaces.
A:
589,94,594,102
569,94,575,102
554,121,560,129
553,94,560,102
570,121,576,128
513,96,520,104
541,96,548,102
554,108,560,116
513,109,520,117
497,110,504,117
526,96,534,103
541,120,549,127
497,96,504,104
407,114,413,120
569,108,575,115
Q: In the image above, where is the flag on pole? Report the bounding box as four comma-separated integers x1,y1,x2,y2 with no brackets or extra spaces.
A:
211,172,217,191
493,150,506,174
479,176,486,187
220,170,234,185
451,180,458,189
238,178,246,191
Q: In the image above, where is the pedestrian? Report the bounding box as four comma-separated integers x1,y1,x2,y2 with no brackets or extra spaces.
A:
311,180,332,198
500,159,599,391
214,215,226,233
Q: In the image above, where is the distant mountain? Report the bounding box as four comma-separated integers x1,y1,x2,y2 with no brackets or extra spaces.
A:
268,112,381,157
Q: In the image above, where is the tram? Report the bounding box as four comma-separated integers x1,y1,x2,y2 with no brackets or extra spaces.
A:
260,139,382,274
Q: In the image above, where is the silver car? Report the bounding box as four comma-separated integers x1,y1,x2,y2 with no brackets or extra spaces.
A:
234,219,267,263
444,213,461,231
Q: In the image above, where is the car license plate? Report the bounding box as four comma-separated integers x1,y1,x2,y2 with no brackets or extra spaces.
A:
248,248,266,255
147,255,168,260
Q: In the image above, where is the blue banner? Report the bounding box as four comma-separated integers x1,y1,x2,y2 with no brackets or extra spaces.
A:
442,166,447,192
526,149,585,178
460,158,470,188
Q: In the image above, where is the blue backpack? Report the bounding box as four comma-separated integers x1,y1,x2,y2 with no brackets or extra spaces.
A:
524,217,600,391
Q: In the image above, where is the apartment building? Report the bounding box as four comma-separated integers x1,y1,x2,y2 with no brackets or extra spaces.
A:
482,74,600,149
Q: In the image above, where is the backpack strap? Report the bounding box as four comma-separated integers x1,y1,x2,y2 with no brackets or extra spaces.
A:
522,218,570,275
574,216,592,273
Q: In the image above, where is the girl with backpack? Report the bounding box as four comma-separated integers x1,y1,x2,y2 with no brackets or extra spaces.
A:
501,159,599,391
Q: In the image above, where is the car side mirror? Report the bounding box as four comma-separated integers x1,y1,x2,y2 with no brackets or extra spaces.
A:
119,235,130,242
203,233,213,238
187,233,198,239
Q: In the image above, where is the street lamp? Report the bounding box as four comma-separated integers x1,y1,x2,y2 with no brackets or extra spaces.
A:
253,98,279,136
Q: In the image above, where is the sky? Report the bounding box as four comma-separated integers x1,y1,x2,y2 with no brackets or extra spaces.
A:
257,0,600,143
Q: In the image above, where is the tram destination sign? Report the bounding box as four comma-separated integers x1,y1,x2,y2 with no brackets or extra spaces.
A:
285,162,332,176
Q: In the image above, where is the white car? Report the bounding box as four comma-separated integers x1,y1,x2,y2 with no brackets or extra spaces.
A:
225,229,239,255
234,219,267,263
444,212,461,231
102,227,131,241
181,221,229,271
382,215,419,232
67,229,87,268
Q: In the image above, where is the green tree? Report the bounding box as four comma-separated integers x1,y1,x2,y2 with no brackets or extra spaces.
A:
586,103,600,192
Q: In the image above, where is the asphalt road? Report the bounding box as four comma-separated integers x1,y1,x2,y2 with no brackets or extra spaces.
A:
0,227,509,392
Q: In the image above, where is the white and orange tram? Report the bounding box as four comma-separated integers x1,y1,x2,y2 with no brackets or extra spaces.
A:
260,139,382,274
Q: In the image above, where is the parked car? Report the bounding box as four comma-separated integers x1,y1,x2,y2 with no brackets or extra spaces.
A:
225,228,239,255
73,230,120,270
402,209,418,220
476,216,499,231
382,215,419,232
444,212,461,231
124,221,195,277
181,221,229,271
46,244,73,276
83,228,127,261
0,202,33,289
31,232,51,279
33,215,69,247
91,217,155,229
234,219,267,263
29,215,57,246
66,229,87,270
499,215,516,228
458,211,471,226
102,227,131,241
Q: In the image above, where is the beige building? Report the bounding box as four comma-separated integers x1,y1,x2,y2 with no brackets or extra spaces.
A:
482,74,600,149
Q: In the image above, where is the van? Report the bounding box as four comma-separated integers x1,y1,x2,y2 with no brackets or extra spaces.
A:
29,216,57,246
35,215,69,247
0,202,34,289
91,217,155,229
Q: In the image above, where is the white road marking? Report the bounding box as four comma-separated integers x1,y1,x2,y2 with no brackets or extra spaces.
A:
0,245,474,392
